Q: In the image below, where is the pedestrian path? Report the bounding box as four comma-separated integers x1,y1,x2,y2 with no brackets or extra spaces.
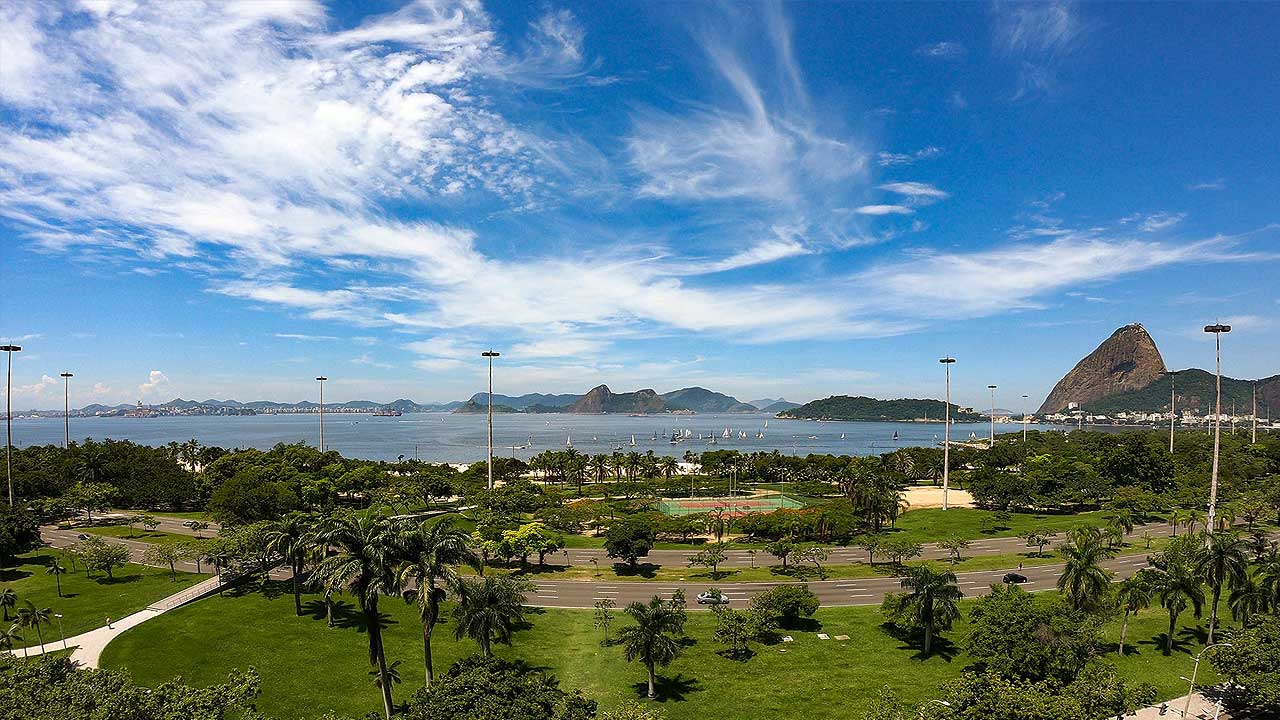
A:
7,574,225,668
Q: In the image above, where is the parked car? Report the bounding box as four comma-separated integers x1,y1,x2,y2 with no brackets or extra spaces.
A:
696,590,730,605
1002,572,1028,584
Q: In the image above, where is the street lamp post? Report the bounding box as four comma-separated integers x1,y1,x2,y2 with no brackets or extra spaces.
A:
1182,643,1233,720
1169,371,1179,453
2,344,21,507
60,372,73,448
1021,394,1029,442
54,612,66,650
1252,382,1258,444
1204,324,1230,532
482,351,500,490
315,376,328,452
987,384,998,448
939,357,956,511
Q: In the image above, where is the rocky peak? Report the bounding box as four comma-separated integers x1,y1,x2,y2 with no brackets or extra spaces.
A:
1038,323,1167,414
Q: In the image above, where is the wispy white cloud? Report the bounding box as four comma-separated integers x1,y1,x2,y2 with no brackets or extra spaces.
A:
275,333,341,342
992,1,1089,100
1189,179,1226,191
877,147,942,167
855,205,914,216
878,181,950,205
917,41,964,58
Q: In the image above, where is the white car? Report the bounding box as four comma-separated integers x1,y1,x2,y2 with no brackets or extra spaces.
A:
696,590,730,605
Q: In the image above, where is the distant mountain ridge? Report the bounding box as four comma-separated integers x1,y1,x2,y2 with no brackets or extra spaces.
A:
779,395,983,422
1083,368,1280,416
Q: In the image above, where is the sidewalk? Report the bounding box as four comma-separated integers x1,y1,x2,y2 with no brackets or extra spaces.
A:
8,574,226,668
1126,688,1232,719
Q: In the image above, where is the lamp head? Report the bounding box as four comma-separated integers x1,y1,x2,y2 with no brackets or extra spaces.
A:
939,357,955,364
0,345,21,352
315,376,327,381
482,351,500,357
61,372,73,378
988,384,997,389
1204,324,1231,334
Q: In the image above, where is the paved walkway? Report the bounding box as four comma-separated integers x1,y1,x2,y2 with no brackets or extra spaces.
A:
8,574,226,668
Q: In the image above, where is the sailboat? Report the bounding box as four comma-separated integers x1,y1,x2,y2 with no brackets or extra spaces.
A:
722,428,730,438
763,419,768,428
840,432,846,440
756,430,764,438
566,434,573,448
630,434,637,446
892,431,900,442
651,431,658,441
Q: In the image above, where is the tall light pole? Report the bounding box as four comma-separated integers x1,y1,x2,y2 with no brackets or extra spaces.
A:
482,351,500,490
1021,393,1029,442
1169,371,1178,453
939,357,956,511
987,384,998,448
60,372,73,448
315,376,328,452
1204,324,1230,532
2,344,21,507
1252,382,1258,444
1182,643,1233,720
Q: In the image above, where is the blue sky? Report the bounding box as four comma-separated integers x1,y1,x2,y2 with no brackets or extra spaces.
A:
1,0,1277,410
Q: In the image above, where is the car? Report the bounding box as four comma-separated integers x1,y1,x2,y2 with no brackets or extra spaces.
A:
696,590,730,605
76,533,91,541
1002,572,1028,584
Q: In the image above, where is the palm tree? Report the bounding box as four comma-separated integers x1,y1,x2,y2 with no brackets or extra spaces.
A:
1056,526,1115,612
1115,571,1154,655
451,575,531,657
312,510,405,720
46,563,67,598
618,595,684,699
1149,536,1206,656
264,512,314,616
891,565,963,655
658,456,679,480
1228,569,1268,627
16,600,50,653
398,517,479,686
0,588,16,622
0,625,22,656
1197,530,1251,644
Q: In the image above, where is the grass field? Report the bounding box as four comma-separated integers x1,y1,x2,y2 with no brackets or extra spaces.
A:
100,582,1221,720
81,525,198,546
0,551,205,648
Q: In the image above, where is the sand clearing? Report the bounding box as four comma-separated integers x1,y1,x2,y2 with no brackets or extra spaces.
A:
903,486,974,509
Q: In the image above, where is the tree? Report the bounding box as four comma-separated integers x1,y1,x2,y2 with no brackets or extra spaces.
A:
854,534,882,565
594,598,617,644
16,600,51,653
1056,526,1114,613
965,584,1101,682
749,584,820,627
619,595,684,699
0,625,21,655
881,538,923,569
1210,615,1280,712
142,543,187,581
189,520,211,538
1021,530,1055,558
1147,535,1207,656
0,587,16,621
312,509,405,720
938,538,970,564
398,516,478,686
886,565,962,655
45,562,67,598
0,504,40,564
84,539,130,580
604,517,656,569
712,606,772,660
799,545,830,579
1228,569,1268,627
263,512,314,616
404,656,595,720
1197,530,1251,645
936,665,1156,720
64,481,115,523
1115,571,1155,655
687,542,728,577
502,521,564,569
452,575,532,657
766,539,796,570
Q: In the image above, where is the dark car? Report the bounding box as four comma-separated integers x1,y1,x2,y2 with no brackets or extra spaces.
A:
1002,572,1028,584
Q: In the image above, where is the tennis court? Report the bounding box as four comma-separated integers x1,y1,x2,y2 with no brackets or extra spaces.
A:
657,493,804,517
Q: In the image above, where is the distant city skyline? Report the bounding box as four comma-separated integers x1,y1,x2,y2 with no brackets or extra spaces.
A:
2,1,1278,409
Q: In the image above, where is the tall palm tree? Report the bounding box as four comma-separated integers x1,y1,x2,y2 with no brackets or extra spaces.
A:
1149,536,1206,656
891,565,963,655
618,595,684,699
1057,526,1115,612
658,456,679,481
46,563,67,598
0,588,16,622
264,512,314,616
452,575,531,657
1198,530,1251,644
398,517,479,686
312,510,405,720
1115,571,1154,655
16,601,50,653
1228,569,1268,627
0,625,22,656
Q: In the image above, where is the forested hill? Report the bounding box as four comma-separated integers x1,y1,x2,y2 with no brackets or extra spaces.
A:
777,395,984,422
1084,369,1280,416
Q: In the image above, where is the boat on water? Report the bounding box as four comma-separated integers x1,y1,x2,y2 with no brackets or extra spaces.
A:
722,428,730,438
566,434,573,448
756,431,764,438
840,432,846,440
651,432,658,441
630,435,637,446
763,420,768,428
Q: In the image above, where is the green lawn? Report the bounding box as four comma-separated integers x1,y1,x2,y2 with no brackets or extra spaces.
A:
887,507,1121,544
0,551,205,649
81,525,199,546
101,582,1220,720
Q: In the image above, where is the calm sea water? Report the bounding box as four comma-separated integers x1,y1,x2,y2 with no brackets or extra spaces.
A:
9,413,1062,462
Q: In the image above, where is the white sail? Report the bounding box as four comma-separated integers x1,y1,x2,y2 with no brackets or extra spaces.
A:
722,428,730,438
630,434,636,446
566,434,572,448
840,433,846,440
763,420,768,428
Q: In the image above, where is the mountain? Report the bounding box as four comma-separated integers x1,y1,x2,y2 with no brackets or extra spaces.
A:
566,385,666,414
748,398,784,409
779,395,983,422
1084,368,1280,416
1038,324,1168,415
760,400,801,413
452,399,517,414
660,387,757,413
470,392,581,411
